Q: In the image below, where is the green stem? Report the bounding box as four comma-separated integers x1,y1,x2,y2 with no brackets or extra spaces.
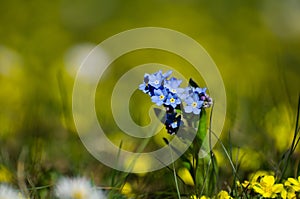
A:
280,94,300,180
171,150,181,199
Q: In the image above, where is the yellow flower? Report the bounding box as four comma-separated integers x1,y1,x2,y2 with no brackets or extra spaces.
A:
281,188,296,199
217,190,232,199
242,170,274,189
241,180,250,188
178,167,194,186
250,171,274,184
285,176,300,192
121,182,132,195
199,196,210,199
190,195,210,199
0,165,13,183
253,175,284,198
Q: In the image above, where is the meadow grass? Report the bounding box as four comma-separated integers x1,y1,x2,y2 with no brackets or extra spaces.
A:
0,82,299,199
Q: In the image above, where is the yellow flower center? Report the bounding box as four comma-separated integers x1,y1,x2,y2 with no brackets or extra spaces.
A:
159,95,165,100
171,89,176,93
72,191,85,199
170,98,175,103
253,175,284,198
192,102,197,108
263,186,272,195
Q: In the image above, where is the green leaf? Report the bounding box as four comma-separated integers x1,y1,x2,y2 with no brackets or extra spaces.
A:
196,108,207,149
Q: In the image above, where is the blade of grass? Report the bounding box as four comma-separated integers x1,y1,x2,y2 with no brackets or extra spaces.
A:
154,141,187,186
57,70,74,133
164,138,181,199
17,147,30,198
128,107,166,171
108,108,166,197
208,104,218,195
110,140,124,187
199,157,212,196
280,94,300,180
210,130,249,199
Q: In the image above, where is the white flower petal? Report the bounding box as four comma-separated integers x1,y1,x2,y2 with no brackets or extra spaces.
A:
55,177,106,199
0,184,23,199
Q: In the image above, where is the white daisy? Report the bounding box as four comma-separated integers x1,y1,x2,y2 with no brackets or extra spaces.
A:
55,177,106,199
0,184,24,199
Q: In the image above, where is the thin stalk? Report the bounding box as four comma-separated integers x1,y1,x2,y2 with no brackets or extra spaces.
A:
125,109,165,173
280,95,300,180
199,158,212,196
210,130,249,198
209,104,218,195
172,156,181,199
212,131,237,174
110,141,124,187
167,139,181,199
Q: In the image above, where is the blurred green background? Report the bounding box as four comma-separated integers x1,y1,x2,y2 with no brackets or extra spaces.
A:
0,0,299,195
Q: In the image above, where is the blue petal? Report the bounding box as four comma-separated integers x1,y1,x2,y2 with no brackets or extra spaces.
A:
185,97,194,105
184,105,193,113
163,70,172,78
151,96,164,106
139,83,145,90
171,122,178,128
175,98,181,105
197,100,204,108
153,89,163,96
193,108,201,115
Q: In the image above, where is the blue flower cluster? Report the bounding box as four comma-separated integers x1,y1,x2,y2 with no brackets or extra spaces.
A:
139,70,182,108
181,85,213,115
139,70,212,135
